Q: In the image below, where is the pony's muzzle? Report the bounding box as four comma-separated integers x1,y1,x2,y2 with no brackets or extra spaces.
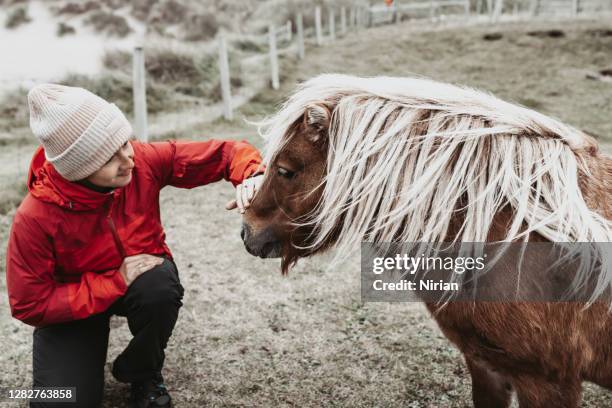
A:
241,223,282,258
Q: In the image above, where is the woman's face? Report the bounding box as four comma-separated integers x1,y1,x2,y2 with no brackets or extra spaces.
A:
86,141,135,188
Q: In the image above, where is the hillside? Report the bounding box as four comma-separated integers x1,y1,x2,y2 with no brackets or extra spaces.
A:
0,0,355,93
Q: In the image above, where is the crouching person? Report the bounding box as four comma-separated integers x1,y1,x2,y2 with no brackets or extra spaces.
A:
6,84,264,407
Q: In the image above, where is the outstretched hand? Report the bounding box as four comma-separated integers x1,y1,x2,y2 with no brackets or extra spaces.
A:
226,174,264,213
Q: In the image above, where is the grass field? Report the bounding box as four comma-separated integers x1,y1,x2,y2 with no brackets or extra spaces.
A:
0,17,611,407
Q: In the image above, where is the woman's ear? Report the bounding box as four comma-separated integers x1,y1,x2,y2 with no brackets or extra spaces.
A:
303,103,331,144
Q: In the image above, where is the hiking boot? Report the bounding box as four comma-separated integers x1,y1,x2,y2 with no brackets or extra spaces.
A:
128,373,172,408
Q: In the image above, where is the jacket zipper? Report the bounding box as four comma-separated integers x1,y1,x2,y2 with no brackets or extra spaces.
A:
106,196,127,260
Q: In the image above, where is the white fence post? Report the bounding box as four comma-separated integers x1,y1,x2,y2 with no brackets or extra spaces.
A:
296,13,305,59
217,35,233,121
341,7,347,35
286,20,292,42
464,0,470,17
393,1,400,23
329,9,336,41
132,46,148,141
350,7,355,27
429,0,436,21
315,6,323,45
476,0,483,14
530,0,539,16
492,0,503,22
571,0,578,16
268,24,279,90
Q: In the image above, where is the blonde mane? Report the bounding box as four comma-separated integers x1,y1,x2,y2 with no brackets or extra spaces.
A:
257,74,612,300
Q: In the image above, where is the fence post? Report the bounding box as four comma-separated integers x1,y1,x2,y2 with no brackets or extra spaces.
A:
217,35,233,121
341,7,347,35
476,0,482,14
132,46,147,141
393,0,400,23
429,0,436,21
268,24,279,90
329,9,335,41
296,13,305,59
315,6,323,45
356,7,361,28
571,0,578,16
286,20,292,42
464,0,470,17
530,0,539,16
492,0,503,21
349,7,355,28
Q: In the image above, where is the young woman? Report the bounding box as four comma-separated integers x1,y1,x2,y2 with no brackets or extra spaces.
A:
6,84,264,407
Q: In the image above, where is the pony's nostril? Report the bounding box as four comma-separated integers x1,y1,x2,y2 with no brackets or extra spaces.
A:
240,226,246,241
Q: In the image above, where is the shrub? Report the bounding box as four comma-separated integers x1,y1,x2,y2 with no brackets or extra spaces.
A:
56,1,100,15
148,0,188,25
146,49,202,84
100,0,125,8
85,11,132,38
131,0,157,21
5,7,31,29
183,13,219,42
233,38,265,53
57,22,76,37
0,88,29,132
104,47,204,84
102,49,132,71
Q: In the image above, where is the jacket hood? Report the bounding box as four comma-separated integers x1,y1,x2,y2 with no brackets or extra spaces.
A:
27,146,119,211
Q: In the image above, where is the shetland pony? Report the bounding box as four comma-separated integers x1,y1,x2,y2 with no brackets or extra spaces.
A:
241,74,612,407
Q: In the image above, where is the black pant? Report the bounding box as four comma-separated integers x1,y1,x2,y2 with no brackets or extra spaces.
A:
31,259,184,407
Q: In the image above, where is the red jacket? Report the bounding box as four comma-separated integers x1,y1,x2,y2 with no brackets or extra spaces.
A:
6,139,263,327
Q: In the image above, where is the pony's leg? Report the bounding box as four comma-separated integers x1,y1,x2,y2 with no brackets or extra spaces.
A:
512,375,581,408
466,357,513,408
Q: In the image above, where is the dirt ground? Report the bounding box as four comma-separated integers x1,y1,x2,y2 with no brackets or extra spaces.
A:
1,17,612,407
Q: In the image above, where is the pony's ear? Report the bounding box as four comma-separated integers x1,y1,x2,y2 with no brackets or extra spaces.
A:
303,103,331,144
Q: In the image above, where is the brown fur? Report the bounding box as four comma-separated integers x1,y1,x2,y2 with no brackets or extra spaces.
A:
242,108,612,407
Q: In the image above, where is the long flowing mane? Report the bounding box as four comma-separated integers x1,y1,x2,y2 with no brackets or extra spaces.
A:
257,74,612,300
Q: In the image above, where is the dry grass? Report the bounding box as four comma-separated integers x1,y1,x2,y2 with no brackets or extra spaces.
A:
0,17,611,407
4,6,30,29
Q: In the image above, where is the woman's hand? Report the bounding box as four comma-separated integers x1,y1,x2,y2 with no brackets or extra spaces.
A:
226,174,264,213
119,254,164,286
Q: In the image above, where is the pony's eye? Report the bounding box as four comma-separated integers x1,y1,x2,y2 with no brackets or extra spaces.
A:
277,167,295,179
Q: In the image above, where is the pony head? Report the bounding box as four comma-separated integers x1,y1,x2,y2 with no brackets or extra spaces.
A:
241,100,332,272
242,74,610,280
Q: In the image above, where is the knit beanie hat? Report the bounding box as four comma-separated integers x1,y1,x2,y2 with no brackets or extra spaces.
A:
28,84,133,181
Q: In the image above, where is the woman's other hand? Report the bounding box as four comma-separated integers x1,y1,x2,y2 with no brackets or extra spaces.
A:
226,174,264,214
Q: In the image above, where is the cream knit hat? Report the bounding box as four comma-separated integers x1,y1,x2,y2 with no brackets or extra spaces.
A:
28,84,133,181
